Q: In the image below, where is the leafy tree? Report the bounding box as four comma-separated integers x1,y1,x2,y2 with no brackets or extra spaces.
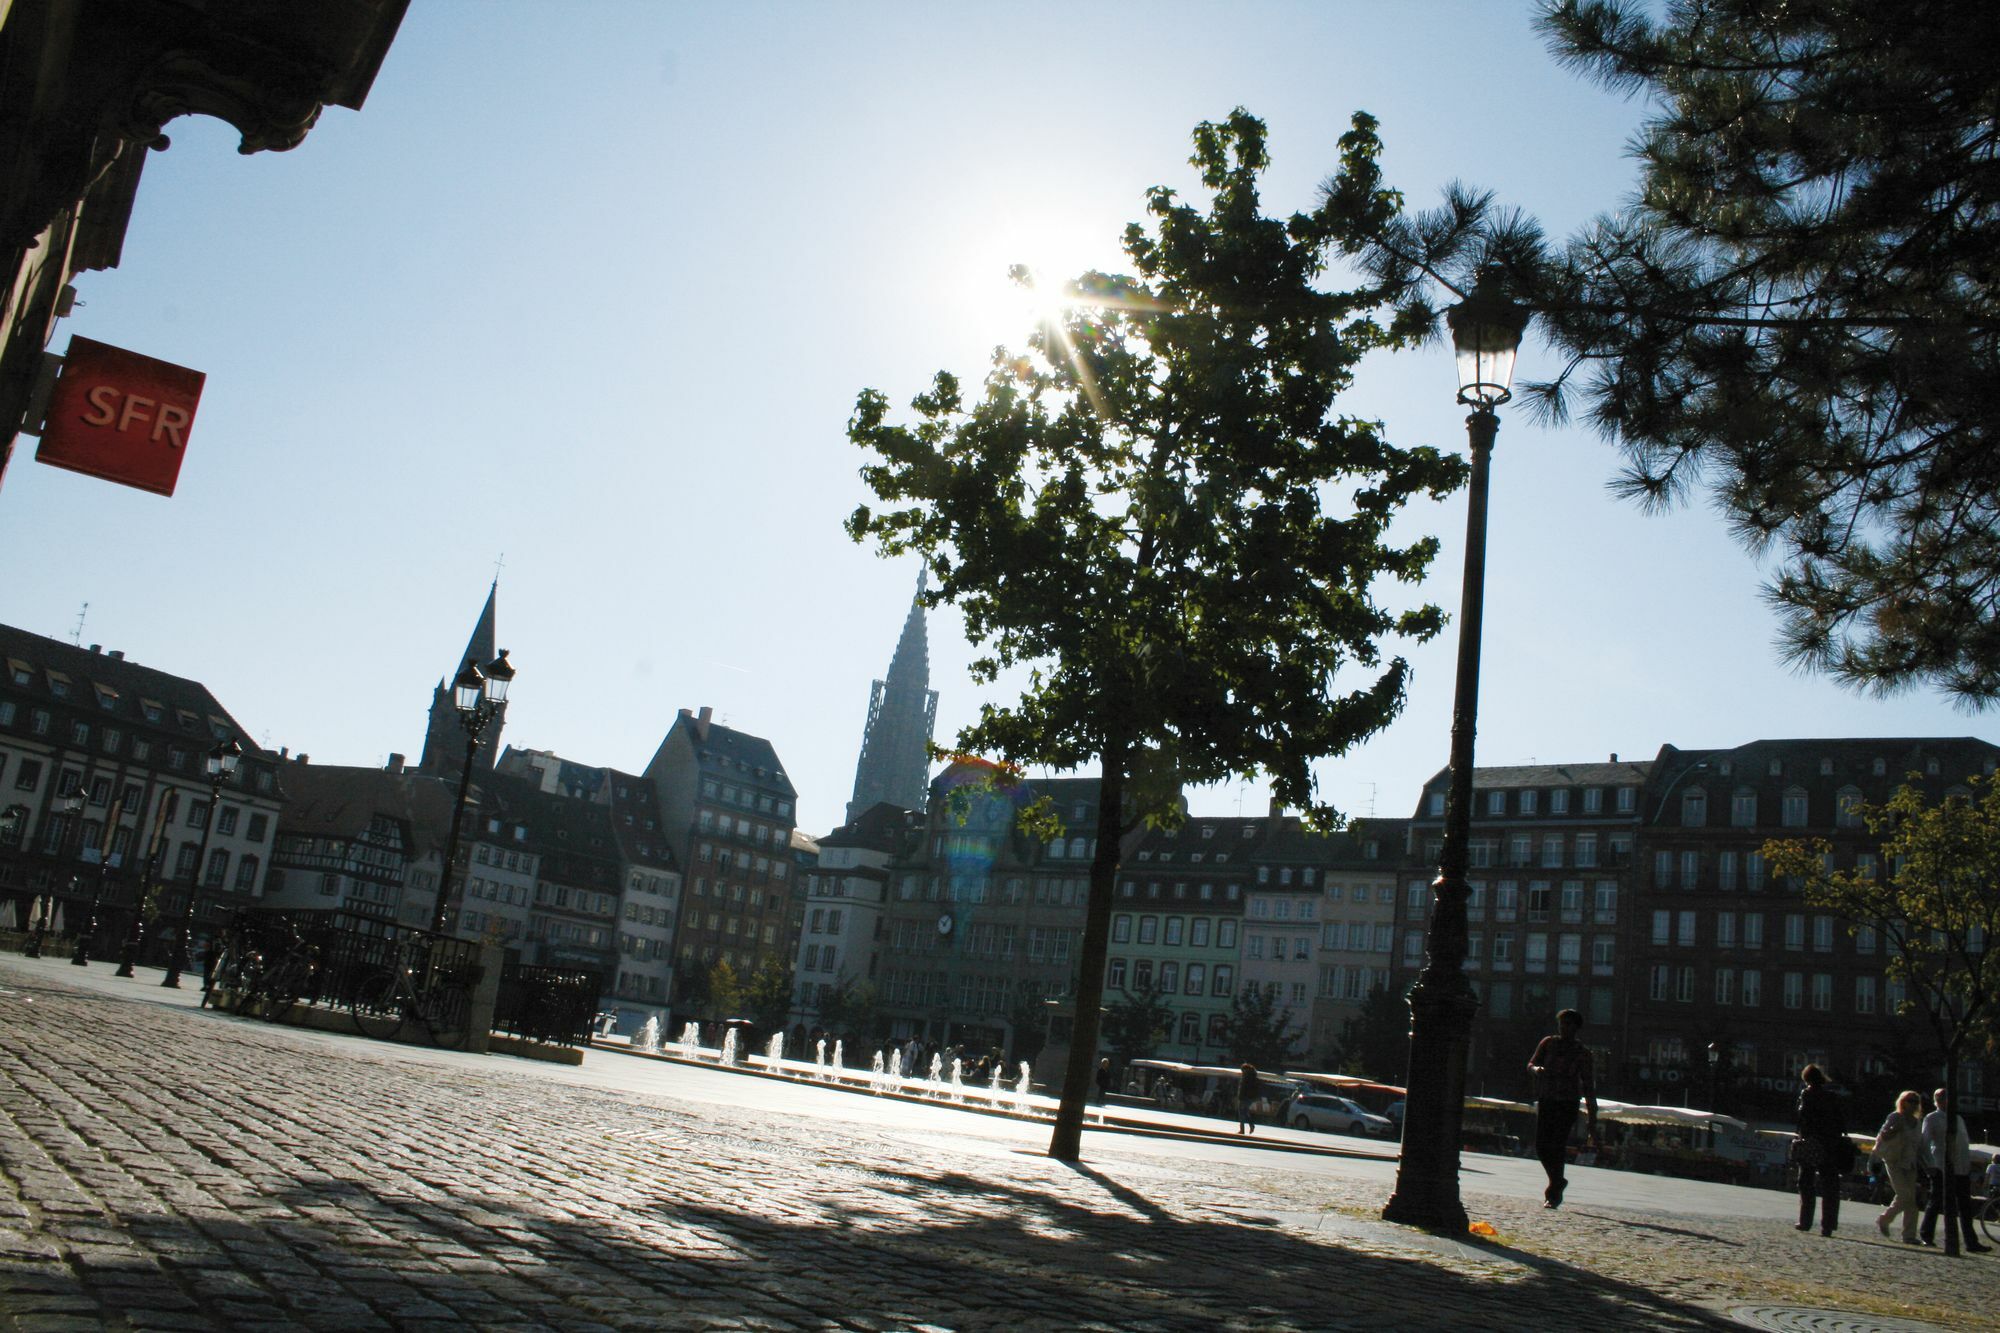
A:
703,958,743,1022
1006,989,1052,1067
1762,774,2000,1090
816,978,885,1043
743,956,795,1034
1336,984,1411,1082
847,109,1461,1161
1100,980,1173,1067
1220,983,1303,1069
1347,0,2000,705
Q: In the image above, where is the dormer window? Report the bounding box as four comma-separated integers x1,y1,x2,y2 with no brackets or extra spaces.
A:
1926,758,1940,776
1819,758,1834,776
1768,758,1783,777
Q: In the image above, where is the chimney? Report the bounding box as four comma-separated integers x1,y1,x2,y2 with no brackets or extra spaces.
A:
1609,752,1618,763
297,754,310,765
280,746,289,760
696,705,713,739
107,650,123,660
88,644,101,654
385,752,405,774
1268,797,1286,819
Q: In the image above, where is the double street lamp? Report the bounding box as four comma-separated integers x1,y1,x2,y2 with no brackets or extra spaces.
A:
1383,270,1530,1232
161,739,242,989
431,650,514,935
23,787,86,958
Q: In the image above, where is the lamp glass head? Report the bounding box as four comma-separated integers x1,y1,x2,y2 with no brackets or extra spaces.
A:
452,659,485,713
1446,273,1529,408
481,649,514,705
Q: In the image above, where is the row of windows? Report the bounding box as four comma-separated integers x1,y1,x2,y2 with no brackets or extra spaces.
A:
1118,880,1246,903
1428,786,1638,819
1646,964,1903,1014
691,878,771,910
699,778,793,820
1646,909,1893,954
1108,956,1235,998
1405,880,1621,926
801,942,840,973
1463,832,1633,870
1111,914,1241,949
1403,928,1617,976
896,874,1086,907
683,912,779,945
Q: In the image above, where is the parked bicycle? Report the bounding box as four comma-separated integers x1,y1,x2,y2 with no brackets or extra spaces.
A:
230,922,318,1023
350,933,472,1049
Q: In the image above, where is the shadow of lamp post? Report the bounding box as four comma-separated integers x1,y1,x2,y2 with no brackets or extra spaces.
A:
1382,269,1529,1232
432,650,514,936
161,739,242,989
114,790,178,978
24,787,86,959
69,791,126,967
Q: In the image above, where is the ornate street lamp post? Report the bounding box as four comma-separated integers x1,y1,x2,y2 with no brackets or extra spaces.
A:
431,650,514,935
162,739,242,989
1708,1041,1723,1114
24,788,86,959
1383,270,1529,1232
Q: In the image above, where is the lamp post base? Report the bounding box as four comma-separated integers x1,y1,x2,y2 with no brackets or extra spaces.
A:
1382,971,1481,1233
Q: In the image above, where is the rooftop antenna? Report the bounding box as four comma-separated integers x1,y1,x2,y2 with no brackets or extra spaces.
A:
1363,781,1378,818
70,602,87,645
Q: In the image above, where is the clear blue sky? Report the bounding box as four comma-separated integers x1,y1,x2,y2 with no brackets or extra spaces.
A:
2,3,1989,836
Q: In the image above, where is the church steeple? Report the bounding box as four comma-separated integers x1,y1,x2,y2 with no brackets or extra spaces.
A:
419,581,506,776
847,569,938,824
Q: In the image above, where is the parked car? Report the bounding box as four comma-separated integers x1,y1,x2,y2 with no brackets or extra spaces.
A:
1289,1093,1394,1137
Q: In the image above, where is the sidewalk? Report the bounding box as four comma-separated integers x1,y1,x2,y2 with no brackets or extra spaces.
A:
0,956,1984,1332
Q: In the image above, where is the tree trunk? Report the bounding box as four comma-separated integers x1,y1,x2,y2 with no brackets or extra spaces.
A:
1047,745,1127,1161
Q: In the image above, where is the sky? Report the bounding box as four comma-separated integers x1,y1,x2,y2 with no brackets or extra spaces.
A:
2,2,1991,838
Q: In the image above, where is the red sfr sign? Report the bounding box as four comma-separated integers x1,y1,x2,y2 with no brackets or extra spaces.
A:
35,336,206,497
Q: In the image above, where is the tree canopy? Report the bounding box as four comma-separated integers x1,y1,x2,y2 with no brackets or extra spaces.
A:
1763,775,2000,1072
1346,0,2000,706
1219,982,1303,1069
847,109,1462,1158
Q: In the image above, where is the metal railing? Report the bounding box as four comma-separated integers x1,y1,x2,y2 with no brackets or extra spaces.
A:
492,959,601,1047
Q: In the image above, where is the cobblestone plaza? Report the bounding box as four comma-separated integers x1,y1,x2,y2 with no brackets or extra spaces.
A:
1,956,1988,1331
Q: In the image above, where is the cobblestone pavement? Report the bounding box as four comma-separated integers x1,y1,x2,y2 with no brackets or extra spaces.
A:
0,959,1989,1332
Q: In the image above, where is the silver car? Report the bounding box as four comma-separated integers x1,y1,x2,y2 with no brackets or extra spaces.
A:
1288,1092,1394,1137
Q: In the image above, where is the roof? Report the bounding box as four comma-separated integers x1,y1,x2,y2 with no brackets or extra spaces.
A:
0,621,284,795
1413,759,1655,803
272,763,458,857
820,801,913,851
670,710,796,799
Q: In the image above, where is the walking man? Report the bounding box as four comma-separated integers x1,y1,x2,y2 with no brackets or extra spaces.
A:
1920,1087,1991,1252
1527,1008,1599,1209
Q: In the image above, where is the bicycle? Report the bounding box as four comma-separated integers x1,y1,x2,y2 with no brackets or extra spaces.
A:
1978,1190,2000,1246
350,934,472,1049
232,923,317,1024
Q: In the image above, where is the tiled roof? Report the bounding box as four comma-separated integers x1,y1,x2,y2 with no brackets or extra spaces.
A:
272,763,458,857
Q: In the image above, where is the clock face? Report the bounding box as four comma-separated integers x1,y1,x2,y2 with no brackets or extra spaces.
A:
936,912,953,936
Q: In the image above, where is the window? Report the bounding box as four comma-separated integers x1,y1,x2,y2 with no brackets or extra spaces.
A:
1593,882,1617,923
1715,968,1736,1005
1743,913,1764,949
1574,834,1598,868
1717,850,1738,892
1782,972,1804,1009
1185,963,1205,993
1649,963,1670,1002
1519,790,1538,816
1835,787,1864,828
1812,916,1834,953
1107,959,1128,990
1427,792,1444,816
1590,935,1614,974
1557,933,1581,974
1158,962,1180,992
1212,965,1233,996
1490,933,1514,967
1784,914,1805,950
1550,789,1570,815
1616,787,1636,813
1583,787,1603,814
14,758,41,791
233,855,259,891
1781,787,1809,828
1217,920,1237,949
1739,969,1761,1007
1485,790,1505,815
217,806,239,836
1716,911,1737,948
1681,788,1706,827
1112,915,1131,943
1540,835,1563,868
1675,966,1695,1003
1525,933,1549,972
1164,917,1184,946
1651,909,1670,946
203,849,228,889
1138,916,1158,944
1810,974,1833,1011
1677,911,1696,947
1731,789,1757,827
1855,975,1877,1014
1190,918,1210,947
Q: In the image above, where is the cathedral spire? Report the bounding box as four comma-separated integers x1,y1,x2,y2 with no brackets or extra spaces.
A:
419,580,507,776
846,570,938,824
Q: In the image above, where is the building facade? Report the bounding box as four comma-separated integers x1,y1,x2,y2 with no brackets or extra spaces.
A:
1625,737,2000,1120
0,625,283,957
1398,758,1652,1100
644,707,800,1000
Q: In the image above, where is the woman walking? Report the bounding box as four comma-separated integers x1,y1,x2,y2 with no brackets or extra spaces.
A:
1873,1090,1924,1244
1236,1063,1258,1135
1794,1064,1850,1236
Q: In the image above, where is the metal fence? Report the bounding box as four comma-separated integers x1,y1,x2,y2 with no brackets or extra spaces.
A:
222,908,483,1011
492,959,602,1047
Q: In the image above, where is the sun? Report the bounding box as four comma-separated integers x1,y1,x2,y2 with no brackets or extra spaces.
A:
956,218,1120,349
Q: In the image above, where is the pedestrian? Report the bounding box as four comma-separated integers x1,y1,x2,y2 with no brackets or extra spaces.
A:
1872,1090,1925,1244
1094,1057,1113,1105
1236,1063,1259,1135
1792,1064,1850,1236
1527,1008,1599,1209
1919,1087,1991,1252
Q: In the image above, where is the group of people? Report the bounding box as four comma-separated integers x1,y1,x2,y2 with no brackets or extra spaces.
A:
1526,1009,1992,1250
1854,1084,1993,1251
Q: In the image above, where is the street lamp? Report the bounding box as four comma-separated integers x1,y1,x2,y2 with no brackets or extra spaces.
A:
431,650,514,935
161,738,242,989
1383,269,1529,1232
24,787,86,959
1707,1041,1723,1114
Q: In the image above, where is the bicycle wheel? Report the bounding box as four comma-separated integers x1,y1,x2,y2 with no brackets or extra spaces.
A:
1980,1198,2000,1246
229,959,268,1016
422,983,471,1050
257,957,308,1024
351,970,407,1041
